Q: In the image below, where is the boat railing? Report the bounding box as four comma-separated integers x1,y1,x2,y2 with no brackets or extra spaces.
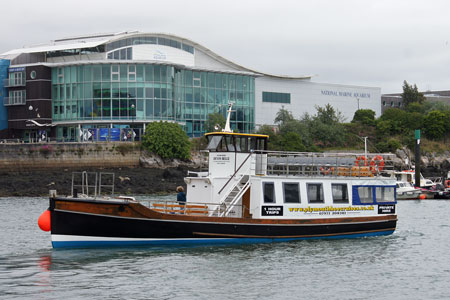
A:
140,199,244,217
260,151,394,178
70,171,115,198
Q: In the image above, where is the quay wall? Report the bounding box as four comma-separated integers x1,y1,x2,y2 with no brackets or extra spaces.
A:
0,142,141,170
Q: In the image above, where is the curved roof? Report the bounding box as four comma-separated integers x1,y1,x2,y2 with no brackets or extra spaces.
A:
1,31,312,80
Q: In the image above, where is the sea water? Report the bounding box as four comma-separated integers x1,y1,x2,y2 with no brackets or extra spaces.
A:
0,197,449,300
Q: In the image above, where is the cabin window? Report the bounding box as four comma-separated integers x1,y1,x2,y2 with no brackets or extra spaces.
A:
357,187,373,203
206,135,223,150
263,182,276,203
283,183,300,203
376,187,395,202
332,183,349,203
307,183,324,203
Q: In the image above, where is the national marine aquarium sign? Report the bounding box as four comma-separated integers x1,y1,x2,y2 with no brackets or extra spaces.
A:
321,90,371,99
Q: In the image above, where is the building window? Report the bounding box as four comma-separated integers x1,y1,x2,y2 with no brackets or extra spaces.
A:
382,101,386,106
263,182,276,203
390,101,394,107
332,183,348,203
111,65,119,81
262,91,291,103
307,183,324,203
283,182,300,203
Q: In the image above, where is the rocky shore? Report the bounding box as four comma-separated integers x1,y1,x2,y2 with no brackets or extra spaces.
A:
0,166,199,197
0,149,448,198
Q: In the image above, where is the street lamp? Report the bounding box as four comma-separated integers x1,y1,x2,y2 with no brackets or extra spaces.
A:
130,103,135,141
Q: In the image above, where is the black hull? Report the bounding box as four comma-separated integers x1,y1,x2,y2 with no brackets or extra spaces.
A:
50,203,397,248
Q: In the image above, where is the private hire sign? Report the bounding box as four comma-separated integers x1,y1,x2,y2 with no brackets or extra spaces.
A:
321,90,371,99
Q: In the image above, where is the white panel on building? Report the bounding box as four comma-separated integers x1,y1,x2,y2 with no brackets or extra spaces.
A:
255,77,381,127
132,45,194,66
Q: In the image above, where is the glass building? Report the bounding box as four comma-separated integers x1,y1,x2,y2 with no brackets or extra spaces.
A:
51,64,254,139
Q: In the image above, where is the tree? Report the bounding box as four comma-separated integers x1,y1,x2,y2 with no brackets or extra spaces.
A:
401,80,425,107
352,109,376,126
142,121,191,159
279,132,306,152
423,110,447,140
314,103,345,124
274,108,295,125
204,113,226,133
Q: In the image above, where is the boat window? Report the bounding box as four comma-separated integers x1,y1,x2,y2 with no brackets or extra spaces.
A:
332,183,348,203
257,138,266,151
225,136,235,151
239,136,248,152
263,182,276,203
376,187,395,202
307,183,324,203
250,137,257,151
357,187,373,203
283,183,300,203
206,135,223,151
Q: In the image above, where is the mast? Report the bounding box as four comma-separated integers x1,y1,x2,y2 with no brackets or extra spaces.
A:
222,103,234,133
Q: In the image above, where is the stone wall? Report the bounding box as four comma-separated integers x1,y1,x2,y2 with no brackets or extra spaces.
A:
0,142,141,170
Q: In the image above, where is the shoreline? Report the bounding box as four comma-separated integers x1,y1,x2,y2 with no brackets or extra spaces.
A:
0,166,194,197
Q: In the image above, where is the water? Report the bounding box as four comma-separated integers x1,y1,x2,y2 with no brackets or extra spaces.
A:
1,197,449,300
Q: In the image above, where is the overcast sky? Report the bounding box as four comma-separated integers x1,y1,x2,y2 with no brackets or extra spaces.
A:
1,0,449,93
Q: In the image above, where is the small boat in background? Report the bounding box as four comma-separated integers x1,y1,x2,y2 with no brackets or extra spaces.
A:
395,181,423,200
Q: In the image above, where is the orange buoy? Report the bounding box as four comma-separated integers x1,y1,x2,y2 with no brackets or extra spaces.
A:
419,194,426,200
38,210,51,232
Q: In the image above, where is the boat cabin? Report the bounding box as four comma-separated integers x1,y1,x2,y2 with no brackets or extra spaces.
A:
185,131,396,220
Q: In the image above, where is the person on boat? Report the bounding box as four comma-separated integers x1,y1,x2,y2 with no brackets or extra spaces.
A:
177,186,186,206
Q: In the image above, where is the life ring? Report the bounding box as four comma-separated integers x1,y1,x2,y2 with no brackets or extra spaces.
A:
355,156,368,167
370,155,384,173
320,166,334,175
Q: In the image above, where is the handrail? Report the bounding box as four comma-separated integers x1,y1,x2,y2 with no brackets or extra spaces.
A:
218,152,253,194
220,180,250,217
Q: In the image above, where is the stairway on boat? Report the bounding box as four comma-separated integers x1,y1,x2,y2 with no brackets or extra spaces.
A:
211,175,250,217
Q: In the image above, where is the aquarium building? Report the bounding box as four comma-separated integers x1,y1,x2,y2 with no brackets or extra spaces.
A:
0,31,381,140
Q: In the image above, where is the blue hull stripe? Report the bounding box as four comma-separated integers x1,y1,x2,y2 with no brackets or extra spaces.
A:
52,230,394,248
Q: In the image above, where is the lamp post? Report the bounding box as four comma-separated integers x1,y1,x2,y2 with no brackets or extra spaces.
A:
131,103,135,141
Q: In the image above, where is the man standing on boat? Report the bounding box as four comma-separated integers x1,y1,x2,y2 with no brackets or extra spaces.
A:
177,186,186,208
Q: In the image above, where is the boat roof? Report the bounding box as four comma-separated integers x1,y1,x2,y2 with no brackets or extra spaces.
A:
205,132,269,138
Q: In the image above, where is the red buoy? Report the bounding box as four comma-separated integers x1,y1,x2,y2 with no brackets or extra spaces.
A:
419,194,426,200
38,210,51,232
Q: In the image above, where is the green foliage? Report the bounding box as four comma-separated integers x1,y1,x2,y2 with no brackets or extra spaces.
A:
274,108,295,125
375,138,402,153
401,80,425,107
279,132,306,152
204,113,226,133
142,121,191,159
423,110,447,140
352,109,376,126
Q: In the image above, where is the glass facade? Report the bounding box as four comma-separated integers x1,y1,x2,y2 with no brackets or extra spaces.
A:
51,63,255,137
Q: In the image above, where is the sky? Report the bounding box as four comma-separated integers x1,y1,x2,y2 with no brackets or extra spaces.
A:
1,0,449,94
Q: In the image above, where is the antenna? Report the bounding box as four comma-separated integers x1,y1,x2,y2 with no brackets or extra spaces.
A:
222,103,234,133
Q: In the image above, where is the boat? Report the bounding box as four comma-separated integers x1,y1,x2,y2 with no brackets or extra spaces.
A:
395,181,423,200
38,105,398,248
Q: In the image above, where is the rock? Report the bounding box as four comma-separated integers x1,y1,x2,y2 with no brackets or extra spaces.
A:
118,176,130,182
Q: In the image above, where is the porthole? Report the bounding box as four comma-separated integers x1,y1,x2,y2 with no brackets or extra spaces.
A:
30,70,36,79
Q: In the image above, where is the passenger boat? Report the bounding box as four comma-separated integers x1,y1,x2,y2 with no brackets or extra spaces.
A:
38,106,398,248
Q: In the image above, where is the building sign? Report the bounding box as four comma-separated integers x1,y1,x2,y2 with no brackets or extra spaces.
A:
153,50,167,60
321,90,371,99
8,67,25,73
378,205,395,214
262,206,283,216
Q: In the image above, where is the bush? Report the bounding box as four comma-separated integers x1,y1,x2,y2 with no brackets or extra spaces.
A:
142,122,191,159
